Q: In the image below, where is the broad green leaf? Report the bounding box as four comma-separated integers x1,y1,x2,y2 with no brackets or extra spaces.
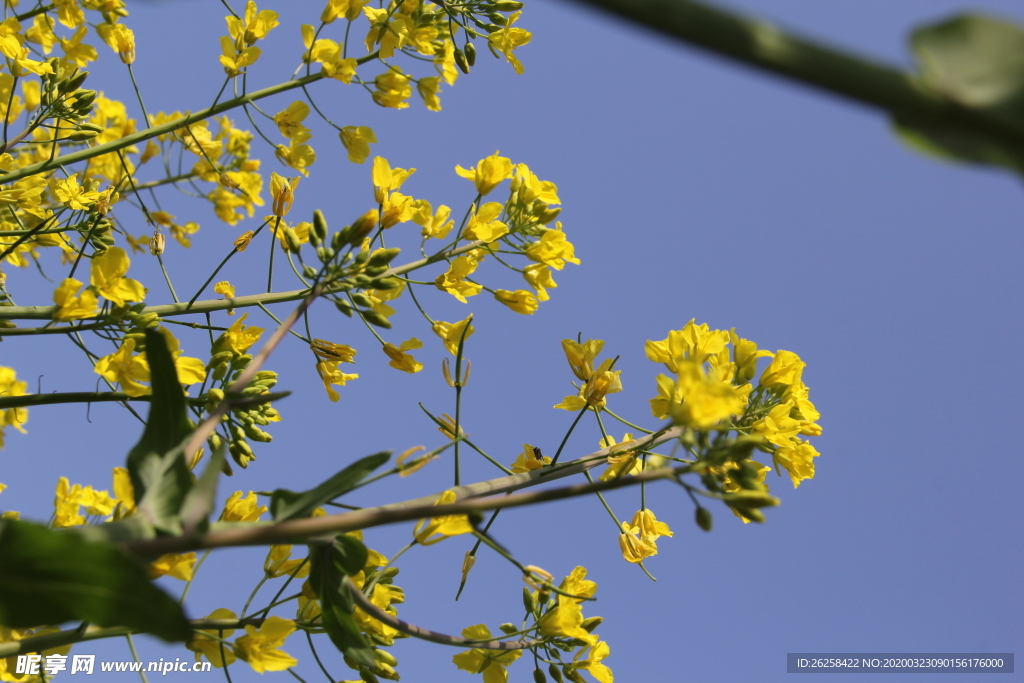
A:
308,541,376,668
0,520,192,642
126,329,195,535
270,451,390,521
179,442,227,535
328,534,368,577
896,14,1024,172
912,14,1024,110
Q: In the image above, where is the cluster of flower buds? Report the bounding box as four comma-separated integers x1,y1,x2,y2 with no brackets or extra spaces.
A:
445,0,524,73
39,60,96,120
203,369,279,469
507,173,561,232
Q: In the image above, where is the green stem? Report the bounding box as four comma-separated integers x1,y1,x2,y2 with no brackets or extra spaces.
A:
0,240,485,320
0,55,375,186
549,405,589,466
570,0,1024,147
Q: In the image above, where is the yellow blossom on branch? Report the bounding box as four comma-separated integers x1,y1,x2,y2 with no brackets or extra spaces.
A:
413,490,474,545
233,616,297,673
90,247,145,307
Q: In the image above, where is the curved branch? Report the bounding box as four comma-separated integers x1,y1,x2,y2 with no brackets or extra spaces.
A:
345,576,541,650
0,51,379,187
124,425,685,558
567,0,1024,147
0,240,485,321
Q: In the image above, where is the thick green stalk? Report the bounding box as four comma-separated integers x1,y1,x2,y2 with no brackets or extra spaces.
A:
0,52,379,186
568,0,1024,146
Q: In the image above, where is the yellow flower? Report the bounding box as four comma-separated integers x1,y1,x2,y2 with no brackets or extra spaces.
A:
751,402,803,449
413,200,454,239
90,247,145,307
214,280,235,299
488,11,531,74
522,263,556,301
493,289,538,315
431,316,474,355
760,349,806,390
52,174,100,210
221,490,267,522
100,22,135,64
510,444,550,473
227,0,279,48
525,223,580,270
372,68,412,109
310,339,356,363
52,277,98,320
233,616,297,673
413,490,474,545
618,521,657,563
316,360,358,402
455,151,512,196
417,76,442,111
571,640,614,683
658,360,749,428
560,357,622,411
274,142,316,176
463,202,508,242
561,338,604,381
187,608,238,668
263,545,310,578
339,125,376,164
371,156,416,204
383,338,423,373
214,312,264,354
0,367,28,449
538,599,594,644
94,338,150,397
598,433,642,481
272,101,309,139
269,172,299,217
774,439,820,488
149,552,197,581
452,624,522,683
436,413,465,440
435,254,483,303
112,466,135,518
630,508,673,540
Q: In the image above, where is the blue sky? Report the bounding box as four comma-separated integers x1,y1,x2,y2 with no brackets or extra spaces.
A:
2,0,1022,681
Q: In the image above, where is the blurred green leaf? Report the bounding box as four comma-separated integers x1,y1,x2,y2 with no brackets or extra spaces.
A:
126,329,195,535
0,520,191,642
269,451,390,521
308,540,376,668
897,14,1024,171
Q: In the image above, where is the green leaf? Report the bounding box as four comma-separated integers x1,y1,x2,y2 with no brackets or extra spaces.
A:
126,329,195,535
179,441,227,535
912,14,1024,110
308,541,376,668
328,534,368,576
269,451,390,521
896,14,1024,171
0,520,192,642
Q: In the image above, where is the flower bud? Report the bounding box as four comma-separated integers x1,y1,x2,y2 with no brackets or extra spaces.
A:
454,47,470,74
149,232,165,255
313,209,328,242
581,616,603,633
360,309,391,328
368,247,401,267
696,506,713,532
494,1,524,9
499,623,517,635
464,41,476,67
548,664,564,683
533,668,548,683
